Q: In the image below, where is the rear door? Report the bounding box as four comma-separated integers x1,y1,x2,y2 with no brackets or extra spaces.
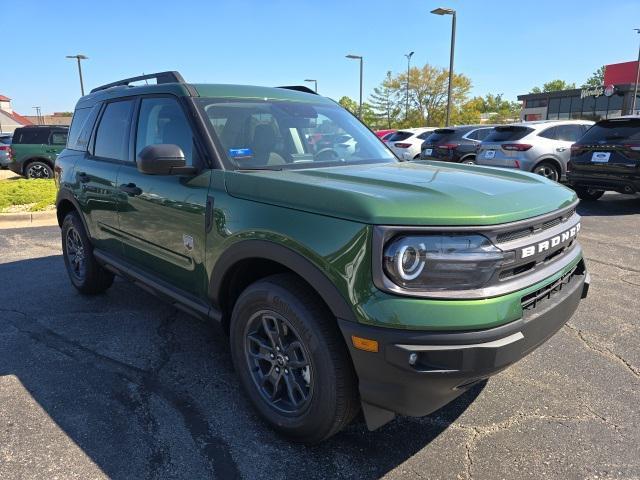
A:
545,124,585,173
116,95,211,298
77,99,135,253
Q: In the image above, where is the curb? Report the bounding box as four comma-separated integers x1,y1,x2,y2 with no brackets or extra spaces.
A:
0,210,58,228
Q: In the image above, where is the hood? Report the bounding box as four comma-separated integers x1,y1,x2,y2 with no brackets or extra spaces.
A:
224,161,577,226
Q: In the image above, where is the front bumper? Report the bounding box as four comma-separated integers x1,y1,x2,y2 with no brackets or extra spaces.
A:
339,263,588,430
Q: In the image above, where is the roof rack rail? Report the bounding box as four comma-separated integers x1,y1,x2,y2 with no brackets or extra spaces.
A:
90,71,186,94
277,85,318,95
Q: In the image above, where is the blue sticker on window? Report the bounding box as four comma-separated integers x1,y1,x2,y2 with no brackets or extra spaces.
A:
229,148,253,158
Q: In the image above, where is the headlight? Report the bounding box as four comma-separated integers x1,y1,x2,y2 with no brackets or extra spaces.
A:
382,234,507,291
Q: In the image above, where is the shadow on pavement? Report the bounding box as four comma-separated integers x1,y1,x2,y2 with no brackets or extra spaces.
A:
0,254,483,479
577,193,640,217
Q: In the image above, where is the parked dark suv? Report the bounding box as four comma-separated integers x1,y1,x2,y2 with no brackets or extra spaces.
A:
568,116,640,200
420,125,495,163
8,125,69,178
55,71,588,443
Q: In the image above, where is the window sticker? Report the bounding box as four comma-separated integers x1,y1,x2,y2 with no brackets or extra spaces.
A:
229,148,253,159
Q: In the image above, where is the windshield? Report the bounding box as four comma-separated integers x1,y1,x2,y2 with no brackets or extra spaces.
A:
197,99,396,169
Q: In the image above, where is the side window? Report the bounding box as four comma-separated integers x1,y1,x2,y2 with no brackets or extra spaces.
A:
538,126,558,140
555,125,583,142
94,100,134,161
50,131,68,145
475,128,492,141
67,106,100,151
136,97,194,165
416,131,431,140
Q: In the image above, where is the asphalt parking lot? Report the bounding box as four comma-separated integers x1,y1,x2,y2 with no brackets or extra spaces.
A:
0,193,639,480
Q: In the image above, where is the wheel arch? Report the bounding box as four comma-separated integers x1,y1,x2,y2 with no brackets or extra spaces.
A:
23,156,54,174
55,189,90,234
533,157,563,176
209,240,357,332
459,153,476,163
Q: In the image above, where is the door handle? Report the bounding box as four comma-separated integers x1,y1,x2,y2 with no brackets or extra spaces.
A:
77,172,90,184
119,183,142,197
556,147,567,152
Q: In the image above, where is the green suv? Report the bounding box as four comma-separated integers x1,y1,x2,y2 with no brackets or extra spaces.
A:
55,72,589,443
9,125,69,178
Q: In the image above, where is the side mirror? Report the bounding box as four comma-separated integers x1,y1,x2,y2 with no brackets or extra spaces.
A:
137,144,196,175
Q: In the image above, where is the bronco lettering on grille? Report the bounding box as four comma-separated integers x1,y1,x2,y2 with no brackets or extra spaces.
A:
521,223,580,259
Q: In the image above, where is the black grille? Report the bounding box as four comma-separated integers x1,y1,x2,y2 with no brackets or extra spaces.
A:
521,262,582,312
496,208,576,244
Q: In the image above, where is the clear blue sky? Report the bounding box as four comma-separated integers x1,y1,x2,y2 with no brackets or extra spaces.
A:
3,0,639,115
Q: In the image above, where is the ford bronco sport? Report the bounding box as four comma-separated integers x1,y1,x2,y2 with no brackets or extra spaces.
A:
55,72,589,444
9,125,69,178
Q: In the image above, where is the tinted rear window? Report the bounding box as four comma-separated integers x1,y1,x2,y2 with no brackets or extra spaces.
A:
387,131,413,142
578,119,640,144
0,136,11,145
483,126,533,142
13,128,50,144
425,129,456,144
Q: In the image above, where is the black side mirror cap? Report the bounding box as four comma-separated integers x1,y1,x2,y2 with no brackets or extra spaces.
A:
137,144,197,175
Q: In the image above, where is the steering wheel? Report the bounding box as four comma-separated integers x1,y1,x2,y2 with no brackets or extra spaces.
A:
314,148,340,162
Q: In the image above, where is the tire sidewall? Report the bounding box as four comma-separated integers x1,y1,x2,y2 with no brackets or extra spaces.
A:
534,161,559,182
230,281,341,439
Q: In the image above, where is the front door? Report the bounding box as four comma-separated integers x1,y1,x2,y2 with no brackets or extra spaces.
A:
116,95,211,298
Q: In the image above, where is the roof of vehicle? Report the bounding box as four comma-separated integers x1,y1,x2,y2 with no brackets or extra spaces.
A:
14,125,68,130
396,127,436,134
76,71,335,109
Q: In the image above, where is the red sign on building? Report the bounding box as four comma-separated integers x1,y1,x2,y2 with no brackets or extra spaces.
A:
604,61,640,85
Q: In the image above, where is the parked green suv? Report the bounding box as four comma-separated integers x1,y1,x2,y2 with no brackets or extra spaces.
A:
55,72,589,443
9,125,69,178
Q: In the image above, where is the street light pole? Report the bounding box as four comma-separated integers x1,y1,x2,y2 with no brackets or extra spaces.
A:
304,79,318,93
431,7,456,126
32,106,42,125
404,51,414,121
346,54,363,118
66,54,89,96
632,29,640,115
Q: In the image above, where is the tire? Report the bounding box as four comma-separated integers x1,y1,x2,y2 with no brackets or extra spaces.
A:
413,154,421,160
25,160,53,179
533,161,560,182
574,186,605,201
461,156,476,165
61,211,114,294
230,273,359,444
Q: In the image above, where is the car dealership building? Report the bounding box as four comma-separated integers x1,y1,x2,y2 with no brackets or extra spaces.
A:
518,61,640,122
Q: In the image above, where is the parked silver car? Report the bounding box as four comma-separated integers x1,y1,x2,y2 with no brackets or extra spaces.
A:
0,133,12,169
476,120,594,182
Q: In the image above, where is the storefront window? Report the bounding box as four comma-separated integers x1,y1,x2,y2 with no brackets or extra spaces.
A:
570,97,583,119
607,94,623,118
582,96,596,116
595,95,608,120
547,98,560,120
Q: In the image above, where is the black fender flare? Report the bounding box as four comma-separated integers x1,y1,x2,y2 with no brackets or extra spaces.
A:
55,188,90,233
209,239,357,323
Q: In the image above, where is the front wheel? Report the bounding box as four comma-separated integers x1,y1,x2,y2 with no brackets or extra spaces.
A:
25,161,53,179
62,211,114,294
574,186,605,201
230,273,359,444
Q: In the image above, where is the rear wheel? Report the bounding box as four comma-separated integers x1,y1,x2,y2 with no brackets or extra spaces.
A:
461,156,476,165
230,273,359,443
533,161,560,182
25,161,53,179
574,186,605,201
62,211,114,294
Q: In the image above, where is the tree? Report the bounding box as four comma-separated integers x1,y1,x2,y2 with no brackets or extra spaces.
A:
530,79,576,93
338,96,359,116
468,93,521,124
368,71,402,128
583,66,605,87
391,64,473,127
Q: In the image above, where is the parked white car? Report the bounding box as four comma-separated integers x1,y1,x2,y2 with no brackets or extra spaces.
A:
387,128,437,160
333,134,357,158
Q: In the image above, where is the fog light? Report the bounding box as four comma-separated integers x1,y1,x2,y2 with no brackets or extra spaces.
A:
408,353,418,365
